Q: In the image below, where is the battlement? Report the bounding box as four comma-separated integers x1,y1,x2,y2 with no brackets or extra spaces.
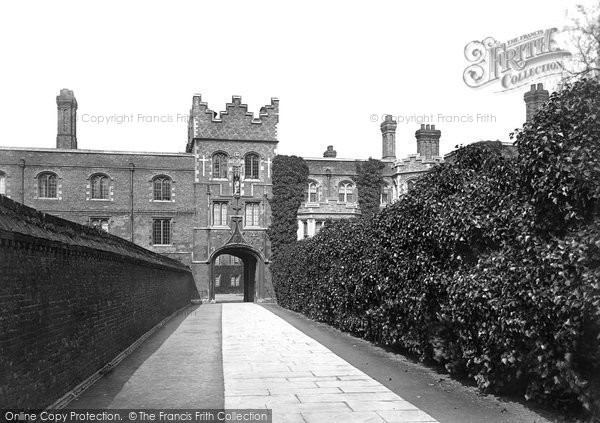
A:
394,153,444,173
186,95,279,152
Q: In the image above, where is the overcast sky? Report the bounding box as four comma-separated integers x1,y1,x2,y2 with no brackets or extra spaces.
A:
0,0,588,160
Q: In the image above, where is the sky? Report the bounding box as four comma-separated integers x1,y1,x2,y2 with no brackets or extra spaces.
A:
0,0,590,160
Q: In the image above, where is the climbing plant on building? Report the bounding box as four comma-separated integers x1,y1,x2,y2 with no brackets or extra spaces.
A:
353,158,385,219
267,154,309,254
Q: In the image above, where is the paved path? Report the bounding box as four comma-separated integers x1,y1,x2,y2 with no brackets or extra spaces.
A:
70,304,223,409
223,304,436,422
70,303,552,423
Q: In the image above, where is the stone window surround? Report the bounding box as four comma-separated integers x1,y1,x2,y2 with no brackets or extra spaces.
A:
151,217,173,246
244,152,261,180
212,200,229,228
88,173,112,201
150,174,175,202
306,180,320,205
244,201,261,228
211,151,229,180
338,180,355,204
35,170,62,200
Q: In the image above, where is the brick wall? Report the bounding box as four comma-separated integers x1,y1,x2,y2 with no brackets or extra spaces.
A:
0,195,198,408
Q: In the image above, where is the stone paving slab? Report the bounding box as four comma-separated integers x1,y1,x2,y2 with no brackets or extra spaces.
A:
67,304,224,409
222,303,438,422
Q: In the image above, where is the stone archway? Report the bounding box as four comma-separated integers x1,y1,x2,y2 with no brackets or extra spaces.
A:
208,244,265,303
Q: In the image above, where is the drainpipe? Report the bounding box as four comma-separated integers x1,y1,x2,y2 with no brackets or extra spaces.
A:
19,159,26,204
129,162,135,242
325,168,332,199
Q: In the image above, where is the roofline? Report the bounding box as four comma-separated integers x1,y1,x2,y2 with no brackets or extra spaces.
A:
0,146,193,157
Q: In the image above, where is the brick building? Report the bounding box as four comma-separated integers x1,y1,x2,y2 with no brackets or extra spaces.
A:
0,84,546,301
296,118,444,239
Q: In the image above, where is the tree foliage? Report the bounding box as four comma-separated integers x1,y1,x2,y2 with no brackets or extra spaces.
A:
564,3,600,81
272,79,600,418
353,158,385,219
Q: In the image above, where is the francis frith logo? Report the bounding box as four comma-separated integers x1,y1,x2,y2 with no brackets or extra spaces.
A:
463,28,571,91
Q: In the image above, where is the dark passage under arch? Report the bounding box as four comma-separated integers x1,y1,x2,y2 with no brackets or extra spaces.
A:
208,245,265,303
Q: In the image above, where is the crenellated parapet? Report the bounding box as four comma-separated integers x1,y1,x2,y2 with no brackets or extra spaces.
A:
186,95,278,152
394,153,444,174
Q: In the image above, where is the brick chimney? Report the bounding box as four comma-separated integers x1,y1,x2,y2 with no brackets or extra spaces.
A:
380,115,397,160
415,124,441,159
56,89,78,149
523,83,549,123
323,145,337,158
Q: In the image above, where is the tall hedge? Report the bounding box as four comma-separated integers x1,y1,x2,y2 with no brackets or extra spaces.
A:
272,79,600,417
354,158,385,219
267,155,309,254
267,155,309,300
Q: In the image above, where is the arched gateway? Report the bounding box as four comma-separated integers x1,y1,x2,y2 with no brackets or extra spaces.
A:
208,243,266,302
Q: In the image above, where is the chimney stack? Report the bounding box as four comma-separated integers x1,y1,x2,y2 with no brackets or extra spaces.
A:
415,124,441,159
380,115,397,160
523,83,549,123
56,89,78,149
323,145,337,158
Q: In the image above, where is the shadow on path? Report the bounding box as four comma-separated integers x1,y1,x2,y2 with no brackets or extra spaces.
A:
68,304,223,409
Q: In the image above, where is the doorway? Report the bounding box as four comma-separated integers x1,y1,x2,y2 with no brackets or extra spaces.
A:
209,246,262,303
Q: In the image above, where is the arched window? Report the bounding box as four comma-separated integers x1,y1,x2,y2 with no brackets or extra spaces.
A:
338,181,354,203
307,181,318,203
153,176,172,201
91,174,109,199
381,184,389,204
38,172,58,198
212,153,228,179
244,153,259,179
0,172,6,195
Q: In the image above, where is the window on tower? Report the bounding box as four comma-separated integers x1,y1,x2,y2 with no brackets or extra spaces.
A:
212,153,228,179
245,203,260,227
244,153,259,179
213,202,228,226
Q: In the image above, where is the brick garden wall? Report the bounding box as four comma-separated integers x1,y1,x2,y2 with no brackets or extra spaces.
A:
0,195,198,408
